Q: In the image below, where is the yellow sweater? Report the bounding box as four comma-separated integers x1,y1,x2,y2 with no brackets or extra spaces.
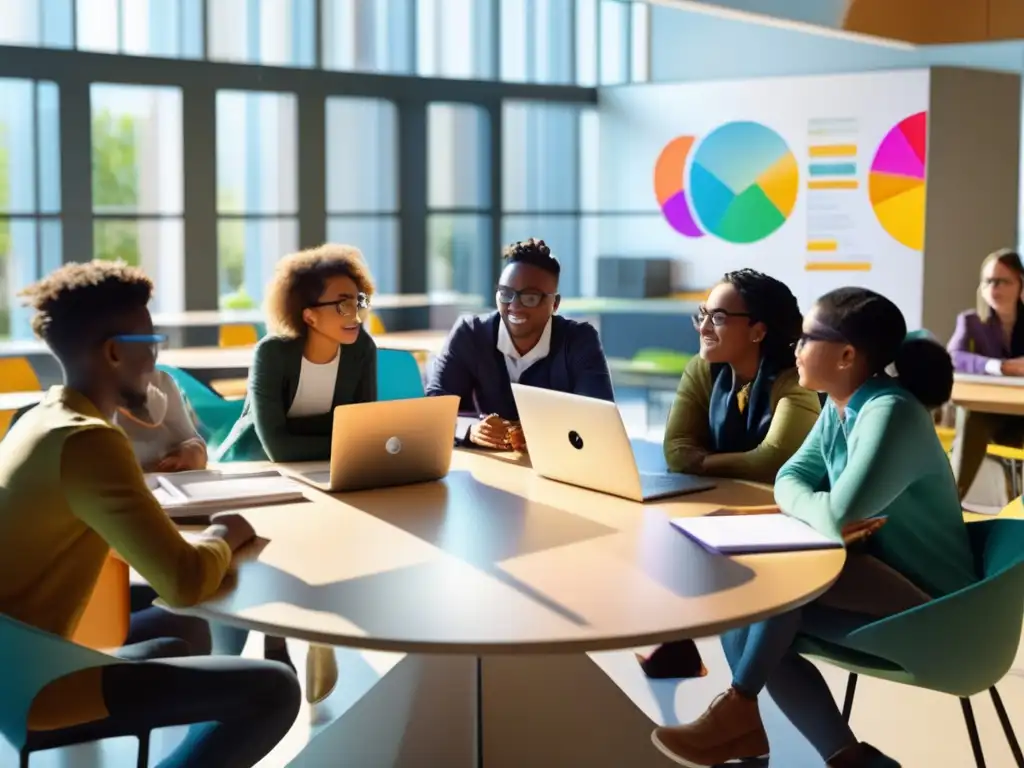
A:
0,387,232,730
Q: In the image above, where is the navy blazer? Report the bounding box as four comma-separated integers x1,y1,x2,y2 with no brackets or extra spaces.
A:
426,312,615,420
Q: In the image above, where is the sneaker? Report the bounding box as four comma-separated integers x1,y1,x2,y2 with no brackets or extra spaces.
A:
650,688,770,767
828,742,901,767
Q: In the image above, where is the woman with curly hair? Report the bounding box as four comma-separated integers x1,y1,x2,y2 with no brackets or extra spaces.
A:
640,269,821,680
216,243,378,463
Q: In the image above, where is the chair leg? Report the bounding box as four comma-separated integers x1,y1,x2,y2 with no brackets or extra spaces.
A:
137,731,150,768
19,748,29,768
841,673,858,722
990,687,1024,767
961,697,987,768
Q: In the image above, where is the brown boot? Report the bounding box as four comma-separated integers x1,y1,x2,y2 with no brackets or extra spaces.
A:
650,687,770,767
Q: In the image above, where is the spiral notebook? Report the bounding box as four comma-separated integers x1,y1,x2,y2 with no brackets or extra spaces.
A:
145,469,306,518
670,514,842,554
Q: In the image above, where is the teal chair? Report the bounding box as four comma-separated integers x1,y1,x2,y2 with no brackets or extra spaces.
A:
377,348,425,401
796,519,1024,767
0,614,143,767
157,364,244,450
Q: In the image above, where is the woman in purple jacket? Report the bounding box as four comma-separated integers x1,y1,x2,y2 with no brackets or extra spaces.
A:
947,248,1024,497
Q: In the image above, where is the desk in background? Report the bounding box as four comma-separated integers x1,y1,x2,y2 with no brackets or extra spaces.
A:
167,449,844,767
951,373,1024,416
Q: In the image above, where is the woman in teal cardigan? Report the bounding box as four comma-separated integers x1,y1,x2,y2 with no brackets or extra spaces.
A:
214,243,378,677
652,288,978,768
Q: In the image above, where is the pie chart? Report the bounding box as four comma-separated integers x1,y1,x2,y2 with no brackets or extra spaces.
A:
869,112,926,250
689,122,799,244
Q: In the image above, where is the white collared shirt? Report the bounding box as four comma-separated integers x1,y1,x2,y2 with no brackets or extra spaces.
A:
497,317,553,383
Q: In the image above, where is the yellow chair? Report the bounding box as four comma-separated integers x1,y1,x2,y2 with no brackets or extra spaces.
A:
0,410,15,438
218,324,259,348
367,313,386,335
70,553,130,650
965,497,1024,524
935,425,955,453
0,357,41,393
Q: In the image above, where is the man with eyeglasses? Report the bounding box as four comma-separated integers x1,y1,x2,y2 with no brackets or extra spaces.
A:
0,261,300,766
427,238,614,450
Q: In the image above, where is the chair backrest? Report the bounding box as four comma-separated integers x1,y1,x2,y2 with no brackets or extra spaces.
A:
0,614,120,750
0,358,41,394
70,554,130,650
377,349,425,401
156,365,245,446
848,519,1024,696
219,324,259,348
367,313,387,335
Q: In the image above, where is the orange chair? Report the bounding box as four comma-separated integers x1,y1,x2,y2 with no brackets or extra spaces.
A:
71,554,130,650
218,324,259,348
367,313,386,335
0,357,42,392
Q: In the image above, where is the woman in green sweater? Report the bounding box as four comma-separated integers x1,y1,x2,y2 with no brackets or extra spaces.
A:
644,270,821,680
652,288,977,768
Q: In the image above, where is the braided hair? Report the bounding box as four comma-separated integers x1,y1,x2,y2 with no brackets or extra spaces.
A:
502,238,560,280
721,268,803,370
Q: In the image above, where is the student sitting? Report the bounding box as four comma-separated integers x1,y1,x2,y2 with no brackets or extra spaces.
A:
642,270,822,681
2,261,299,767
652,288,976,768
427,238,614,450
948,248,1024,498
216,243,378,462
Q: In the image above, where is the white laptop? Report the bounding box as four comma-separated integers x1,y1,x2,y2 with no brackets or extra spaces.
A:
296,395,460,493
511,384,715,502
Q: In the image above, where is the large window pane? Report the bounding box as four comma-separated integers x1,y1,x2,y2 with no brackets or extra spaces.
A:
217,91,298,215
77,0,201,57
630,1,650,82
0,0,73,48
500,0,573,84
91,85,183,215
217,218,298,307
94,219,183,311
417,0,495,80
325,98,398,213
322,0,414,74
0,80,39,215
575,0,598,86
76,0,119,52
599,0,630,86
427,214,490,297
502,215,580,296
327,216,399,294
428,104,490,209
208,0,315,67
503,102,581,212
0,219,61,340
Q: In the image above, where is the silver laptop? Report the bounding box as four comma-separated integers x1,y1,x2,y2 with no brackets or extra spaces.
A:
511,384,715,502
297,395,460,492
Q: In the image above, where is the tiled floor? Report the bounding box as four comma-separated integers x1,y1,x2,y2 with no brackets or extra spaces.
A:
8,394,1024,767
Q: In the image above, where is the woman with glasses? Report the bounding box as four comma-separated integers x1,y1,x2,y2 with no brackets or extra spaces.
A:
643,270,821,680
426,238,614,451
652,288,972,768
947,248,1024,497
214,244,377,680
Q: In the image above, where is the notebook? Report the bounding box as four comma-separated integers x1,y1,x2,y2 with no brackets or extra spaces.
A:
145,470,306,518
670,514,842,554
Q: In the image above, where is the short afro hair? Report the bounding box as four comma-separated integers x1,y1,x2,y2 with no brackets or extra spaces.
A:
19,260,153,359
265,243,376,338
502,238,560,279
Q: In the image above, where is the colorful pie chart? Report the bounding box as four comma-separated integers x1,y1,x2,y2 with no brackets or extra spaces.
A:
653,136,705,238
869,112,927,251
689,122,799,244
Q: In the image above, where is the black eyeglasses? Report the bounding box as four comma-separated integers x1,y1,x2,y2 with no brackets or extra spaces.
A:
496,286,556,309
309,293,370,316
692,307,752,329
982,277,1016,288
797,328,848,347
109,333,168,359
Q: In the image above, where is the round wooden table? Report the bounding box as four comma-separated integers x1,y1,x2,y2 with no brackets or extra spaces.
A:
172,449,844,767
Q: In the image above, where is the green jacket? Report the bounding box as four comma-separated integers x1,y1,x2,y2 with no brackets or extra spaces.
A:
663,356,821,484
215,331,377,462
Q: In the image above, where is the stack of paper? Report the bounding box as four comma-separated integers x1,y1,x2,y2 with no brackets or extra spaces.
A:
670,514,841,554
146,469,306,518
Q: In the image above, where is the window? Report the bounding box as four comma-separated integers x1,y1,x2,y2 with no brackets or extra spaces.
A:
500,0,574,84
502,102,589,295
427,104,491,297
599,0,630,85
322,0,415,74
0,0,74,48
326,97,400,292
216,90,298,307
207,0,315,67
91,84,184,312
0,80,61,341
76,0,203,58
630,1,650,83
574,0,598,87
417,0,495,80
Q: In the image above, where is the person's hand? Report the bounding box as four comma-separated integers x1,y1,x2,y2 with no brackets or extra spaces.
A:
708,504,781,516
205,512,257,552
840,517,887,546
1002,357,1024,376
155,441,207,473
470,414,514,450
508,423,527,452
